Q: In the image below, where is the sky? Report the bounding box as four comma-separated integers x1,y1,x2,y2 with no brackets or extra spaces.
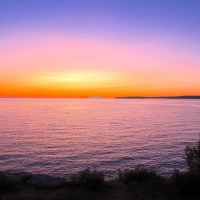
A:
0,0,200,98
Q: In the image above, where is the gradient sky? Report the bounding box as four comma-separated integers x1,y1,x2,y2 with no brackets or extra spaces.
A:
0,0,200,98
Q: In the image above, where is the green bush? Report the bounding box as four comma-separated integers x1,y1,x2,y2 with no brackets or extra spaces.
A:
184,139,200,173
170,169,200,199
118,164,162,185
70,168,105,190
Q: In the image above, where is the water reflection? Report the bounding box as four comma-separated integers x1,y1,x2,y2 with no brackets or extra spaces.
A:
0,98,200,179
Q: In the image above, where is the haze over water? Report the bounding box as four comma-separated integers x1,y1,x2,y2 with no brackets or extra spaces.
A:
0,98,200,180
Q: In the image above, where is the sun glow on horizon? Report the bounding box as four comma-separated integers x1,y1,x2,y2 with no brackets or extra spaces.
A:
1,0,200,98
0,34,200,97
30,71,122,89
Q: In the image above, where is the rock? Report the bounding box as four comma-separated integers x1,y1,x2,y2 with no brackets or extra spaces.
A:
0,171,21,189
5,172,32,184
26,174,66,188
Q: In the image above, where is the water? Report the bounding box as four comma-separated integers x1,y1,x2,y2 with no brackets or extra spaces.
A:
0,98,200,180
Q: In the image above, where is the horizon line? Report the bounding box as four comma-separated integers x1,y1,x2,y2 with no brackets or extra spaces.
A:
0,95,200,99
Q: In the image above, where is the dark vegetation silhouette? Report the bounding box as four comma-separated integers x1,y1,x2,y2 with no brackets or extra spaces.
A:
115,140,200,199
1,139,200,199
70,168,105,191
69,139,200,199
168,139,200,199
118,164,163,185
184,139,200,173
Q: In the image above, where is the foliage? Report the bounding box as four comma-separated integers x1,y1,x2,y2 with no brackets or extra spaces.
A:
169,169,200,199
70,168,105,190
184,139,200,173
118,164,162,185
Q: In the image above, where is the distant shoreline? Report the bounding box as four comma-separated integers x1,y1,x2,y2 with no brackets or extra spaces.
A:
1,95,200,99
115,95,200,99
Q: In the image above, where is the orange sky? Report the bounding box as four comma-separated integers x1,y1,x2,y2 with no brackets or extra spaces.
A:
1,34,200,98
1,1,200,98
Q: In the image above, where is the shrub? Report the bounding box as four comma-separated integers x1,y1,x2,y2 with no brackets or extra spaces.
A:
184,139,200,173
118,164,162,185
170,169,200,199
70,168,105,190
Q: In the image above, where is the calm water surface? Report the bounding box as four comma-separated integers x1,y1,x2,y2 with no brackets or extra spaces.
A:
0,98,200,179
